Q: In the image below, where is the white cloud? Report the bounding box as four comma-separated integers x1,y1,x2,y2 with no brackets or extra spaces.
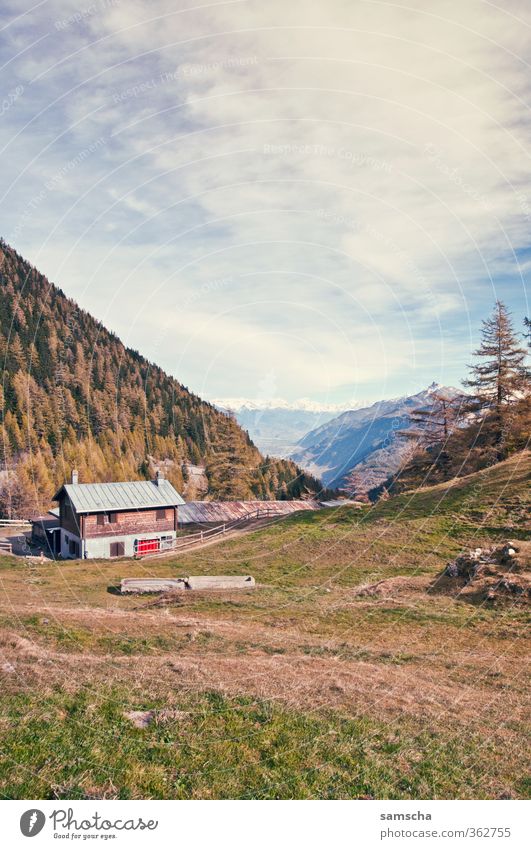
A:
0,0,529,402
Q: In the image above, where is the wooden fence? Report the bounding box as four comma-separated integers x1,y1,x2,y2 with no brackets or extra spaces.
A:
0,518,31,528
136,506,281,560
0,539,13,554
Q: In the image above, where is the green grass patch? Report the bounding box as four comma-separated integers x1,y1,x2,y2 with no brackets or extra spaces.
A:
0,686,522,800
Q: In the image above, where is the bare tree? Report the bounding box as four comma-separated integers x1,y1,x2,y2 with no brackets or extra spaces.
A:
401,389,467,447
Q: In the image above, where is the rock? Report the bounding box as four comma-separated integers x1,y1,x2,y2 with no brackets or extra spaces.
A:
497,579,527,596
445,554,482,582
124,710,155,729
497,543,526,569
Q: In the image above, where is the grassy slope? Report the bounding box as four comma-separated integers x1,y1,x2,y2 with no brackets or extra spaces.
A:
0,452,529,800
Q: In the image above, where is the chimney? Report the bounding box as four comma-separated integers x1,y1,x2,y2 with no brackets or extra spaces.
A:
71,469,79,485
155,469,164,486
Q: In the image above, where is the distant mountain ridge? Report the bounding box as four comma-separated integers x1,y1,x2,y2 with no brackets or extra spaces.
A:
290,383,461,493
214,397,356,413
217,401,347,458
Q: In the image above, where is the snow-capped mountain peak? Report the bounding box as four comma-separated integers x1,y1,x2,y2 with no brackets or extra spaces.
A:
212,397,356,413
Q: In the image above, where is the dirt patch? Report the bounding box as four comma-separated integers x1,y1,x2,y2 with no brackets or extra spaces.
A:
123,708,190,728
351,576,425,598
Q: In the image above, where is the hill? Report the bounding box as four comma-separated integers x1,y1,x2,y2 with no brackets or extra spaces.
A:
0,240,322,514
0,450,528,799
291,383,459,492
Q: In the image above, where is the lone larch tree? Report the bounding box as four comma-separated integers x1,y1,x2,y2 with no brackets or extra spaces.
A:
464,301,528,456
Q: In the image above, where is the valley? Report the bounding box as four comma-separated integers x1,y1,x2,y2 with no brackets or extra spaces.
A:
223,385,461,496
216,399,346,458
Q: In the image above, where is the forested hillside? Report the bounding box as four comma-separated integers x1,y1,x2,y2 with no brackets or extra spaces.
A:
0,241,322,515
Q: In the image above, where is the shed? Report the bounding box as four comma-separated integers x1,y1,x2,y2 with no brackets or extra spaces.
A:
178,499,319,528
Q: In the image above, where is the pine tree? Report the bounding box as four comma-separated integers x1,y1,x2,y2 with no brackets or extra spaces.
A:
8,334,25,370
464,302,528,456
465,302,527,403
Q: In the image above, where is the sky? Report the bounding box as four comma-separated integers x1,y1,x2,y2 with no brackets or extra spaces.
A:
0,0,530,408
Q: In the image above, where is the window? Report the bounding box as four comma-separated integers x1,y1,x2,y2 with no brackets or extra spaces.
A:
110,541,125,557
156,509,167,521
69,539,79,557
96,512,117,525
160,535,173,550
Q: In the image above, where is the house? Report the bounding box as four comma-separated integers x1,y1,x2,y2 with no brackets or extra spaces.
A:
52,471,185,559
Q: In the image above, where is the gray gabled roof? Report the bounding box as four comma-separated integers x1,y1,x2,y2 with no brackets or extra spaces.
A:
178,499,319,524
53,479,185,513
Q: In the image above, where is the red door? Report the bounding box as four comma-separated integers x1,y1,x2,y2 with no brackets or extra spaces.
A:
135,538,160,555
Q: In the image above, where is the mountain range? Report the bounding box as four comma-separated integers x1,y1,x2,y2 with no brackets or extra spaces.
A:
216,400,348,457
290,384,461,494
217,385,462,496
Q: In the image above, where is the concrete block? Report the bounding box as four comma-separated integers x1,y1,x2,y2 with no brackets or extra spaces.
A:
185,575,255,590
120,578,187,594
